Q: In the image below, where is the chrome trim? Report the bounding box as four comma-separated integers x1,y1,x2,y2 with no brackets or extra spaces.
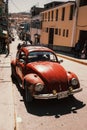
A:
70,88,83,94
33,88,82,100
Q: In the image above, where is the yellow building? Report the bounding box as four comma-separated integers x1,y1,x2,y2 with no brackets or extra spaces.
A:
40,1,76,52
40,0,87,52
76,0,87,48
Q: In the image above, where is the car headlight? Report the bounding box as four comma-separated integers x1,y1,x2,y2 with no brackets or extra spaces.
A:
35,83,44,92
71,78,78,86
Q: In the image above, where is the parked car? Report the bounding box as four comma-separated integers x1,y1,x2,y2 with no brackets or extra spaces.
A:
11,45,82,102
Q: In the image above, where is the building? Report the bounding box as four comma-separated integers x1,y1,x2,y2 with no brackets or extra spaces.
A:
40,1,76,52
9,12,31,28
30,6,44,44
75,0,87,48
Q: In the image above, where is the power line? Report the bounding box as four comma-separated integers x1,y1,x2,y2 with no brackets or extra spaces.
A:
9,0,31,13
9,0,22,12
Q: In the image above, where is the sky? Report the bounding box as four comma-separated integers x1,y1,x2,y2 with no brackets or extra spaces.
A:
8,0,75,13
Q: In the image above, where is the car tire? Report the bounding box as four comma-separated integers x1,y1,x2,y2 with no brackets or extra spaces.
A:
24,82,33,102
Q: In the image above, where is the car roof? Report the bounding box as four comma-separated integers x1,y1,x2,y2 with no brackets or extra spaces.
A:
21,45,55,54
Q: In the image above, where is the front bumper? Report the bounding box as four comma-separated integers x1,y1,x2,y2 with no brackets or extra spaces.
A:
33,88,82,100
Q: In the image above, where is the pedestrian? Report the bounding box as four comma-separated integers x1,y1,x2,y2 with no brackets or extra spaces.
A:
81,40,87,59
2,38,6,53
5,37,10,57
74,40,81,58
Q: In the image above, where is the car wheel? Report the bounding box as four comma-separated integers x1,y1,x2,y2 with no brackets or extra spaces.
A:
24,82,33,102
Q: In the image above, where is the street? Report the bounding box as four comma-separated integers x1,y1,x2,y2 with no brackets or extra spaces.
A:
0,1,87,130
9,30,87,130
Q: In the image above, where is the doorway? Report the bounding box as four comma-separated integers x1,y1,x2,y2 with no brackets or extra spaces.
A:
79,30,87,45
48,28,54,49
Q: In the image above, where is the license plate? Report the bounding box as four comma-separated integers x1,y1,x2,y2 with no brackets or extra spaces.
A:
58,91,68,99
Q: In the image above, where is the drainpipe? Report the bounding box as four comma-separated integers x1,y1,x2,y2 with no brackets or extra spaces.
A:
71,0,80,47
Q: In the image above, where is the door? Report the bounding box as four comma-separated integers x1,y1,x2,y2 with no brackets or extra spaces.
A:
48,28,54,49
79,30,87,46
16,51,26,81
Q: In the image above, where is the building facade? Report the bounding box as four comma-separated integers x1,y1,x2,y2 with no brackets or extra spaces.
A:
40,1,76,52
30,6,44,44
75,0,87,48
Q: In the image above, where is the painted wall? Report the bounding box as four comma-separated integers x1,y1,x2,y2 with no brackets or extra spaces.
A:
76,5,87,42
40,2,75,48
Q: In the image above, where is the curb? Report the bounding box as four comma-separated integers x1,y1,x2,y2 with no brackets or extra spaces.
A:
57,54,87,66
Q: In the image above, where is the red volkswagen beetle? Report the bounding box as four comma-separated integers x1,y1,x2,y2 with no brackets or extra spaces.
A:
11,45,82,102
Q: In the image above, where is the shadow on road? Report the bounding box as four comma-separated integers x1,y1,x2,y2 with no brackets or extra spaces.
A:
25,98,85,118
12,79,86,118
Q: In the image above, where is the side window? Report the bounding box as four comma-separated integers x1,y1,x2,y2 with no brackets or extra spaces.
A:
18,51,26,63
19,51,26,60
16,52,20,59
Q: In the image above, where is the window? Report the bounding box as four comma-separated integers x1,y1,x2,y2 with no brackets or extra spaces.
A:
62,7,65,21
51,10,54,21
28,51,57,62
66,29,69,37
42,13,44,21
59,29,61,35
46,28,48,33
80,0,87,6
69,5,74,20
45,12,47,21
17,51,26,63
63,29,65,36
48,11,50,21
56,9,58,21
55,28,58,34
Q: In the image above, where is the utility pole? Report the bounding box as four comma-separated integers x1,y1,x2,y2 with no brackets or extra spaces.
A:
5,0,8,12
5,0,10,55
6,0,8,20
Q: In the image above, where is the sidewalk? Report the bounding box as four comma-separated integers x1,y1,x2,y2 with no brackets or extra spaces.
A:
0,54,15,130
57,52,87,66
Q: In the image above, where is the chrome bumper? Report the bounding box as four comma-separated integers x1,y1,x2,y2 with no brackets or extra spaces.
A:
33,88,82,100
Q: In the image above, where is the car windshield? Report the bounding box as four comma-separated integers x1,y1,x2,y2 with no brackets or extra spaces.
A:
27,51,57,63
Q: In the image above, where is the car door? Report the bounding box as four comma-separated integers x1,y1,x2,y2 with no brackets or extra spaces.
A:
16,50,26,81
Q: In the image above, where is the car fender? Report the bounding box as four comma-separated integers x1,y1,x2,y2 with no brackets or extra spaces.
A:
67,71,79,80
11,59,16,66
67,71,80,86
23,73,44,89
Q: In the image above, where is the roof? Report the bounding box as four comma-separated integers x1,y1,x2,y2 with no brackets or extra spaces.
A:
43,1,75,12
21,45,55,54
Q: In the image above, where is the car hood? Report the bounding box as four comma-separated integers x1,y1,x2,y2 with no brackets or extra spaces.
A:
27,61,68,84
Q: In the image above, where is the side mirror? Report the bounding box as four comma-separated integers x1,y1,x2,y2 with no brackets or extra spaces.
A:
59,59,63,63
